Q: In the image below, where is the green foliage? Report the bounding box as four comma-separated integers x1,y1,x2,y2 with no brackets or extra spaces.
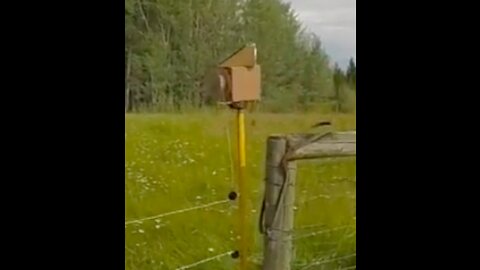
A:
332,61,356,113
125,0,344,112
338,84,356,113
346,58,356,90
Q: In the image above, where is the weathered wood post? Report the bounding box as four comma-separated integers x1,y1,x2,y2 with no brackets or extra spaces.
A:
263,135,296,270
261,131,356,270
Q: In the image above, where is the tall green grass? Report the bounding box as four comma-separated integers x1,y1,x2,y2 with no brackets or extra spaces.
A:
125,112,356,269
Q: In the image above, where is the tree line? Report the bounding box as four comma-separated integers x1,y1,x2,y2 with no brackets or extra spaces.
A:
125,0,356,112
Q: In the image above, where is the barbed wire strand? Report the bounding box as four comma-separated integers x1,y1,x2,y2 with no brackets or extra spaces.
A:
175,250,233,270
300,253,356,270
295,225,354,240
125,199,230,225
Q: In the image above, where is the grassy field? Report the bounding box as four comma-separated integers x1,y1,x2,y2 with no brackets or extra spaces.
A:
125,111,356,270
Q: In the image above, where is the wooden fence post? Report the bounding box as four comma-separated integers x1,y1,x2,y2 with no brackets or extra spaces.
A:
263,135,296,270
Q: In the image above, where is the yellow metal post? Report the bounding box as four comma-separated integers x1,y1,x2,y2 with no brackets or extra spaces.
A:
213,43,260,269
236,108,249,270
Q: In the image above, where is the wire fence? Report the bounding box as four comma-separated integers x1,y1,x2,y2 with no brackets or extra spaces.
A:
296,223,328,230
339,265,356,270
126,197,236,269
125,199,231,225
299,193,356,204
125,125,242,270
125,186,355,269
299,253,356,270
126,127,356,269
294,225,355,240
125,190,355,269
174,250,234,270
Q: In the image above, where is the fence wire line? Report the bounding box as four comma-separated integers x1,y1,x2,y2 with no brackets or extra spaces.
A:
300,253,356,270
175,250,233,270
295,225,354,240
299,193,356,204
125,199,230,225
339,265,356,270
296,222,327,230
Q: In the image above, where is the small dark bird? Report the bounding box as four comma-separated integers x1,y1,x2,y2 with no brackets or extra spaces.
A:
311,121,331,128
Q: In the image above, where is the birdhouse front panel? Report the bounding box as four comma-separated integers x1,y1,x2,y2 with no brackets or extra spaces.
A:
230,65,261,102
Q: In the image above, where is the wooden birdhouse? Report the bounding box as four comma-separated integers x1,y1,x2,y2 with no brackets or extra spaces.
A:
216,43,262,105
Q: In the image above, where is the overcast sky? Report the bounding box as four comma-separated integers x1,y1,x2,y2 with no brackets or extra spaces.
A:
286,0,356,69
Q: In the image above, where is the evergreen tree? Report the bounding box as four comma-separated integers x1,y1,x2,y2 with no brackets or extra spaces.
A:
346,57,356,90
125,0,342,112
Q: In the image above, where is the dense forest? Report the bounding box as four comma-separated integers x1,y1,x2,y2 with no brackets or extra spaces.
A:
125,0,356,112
